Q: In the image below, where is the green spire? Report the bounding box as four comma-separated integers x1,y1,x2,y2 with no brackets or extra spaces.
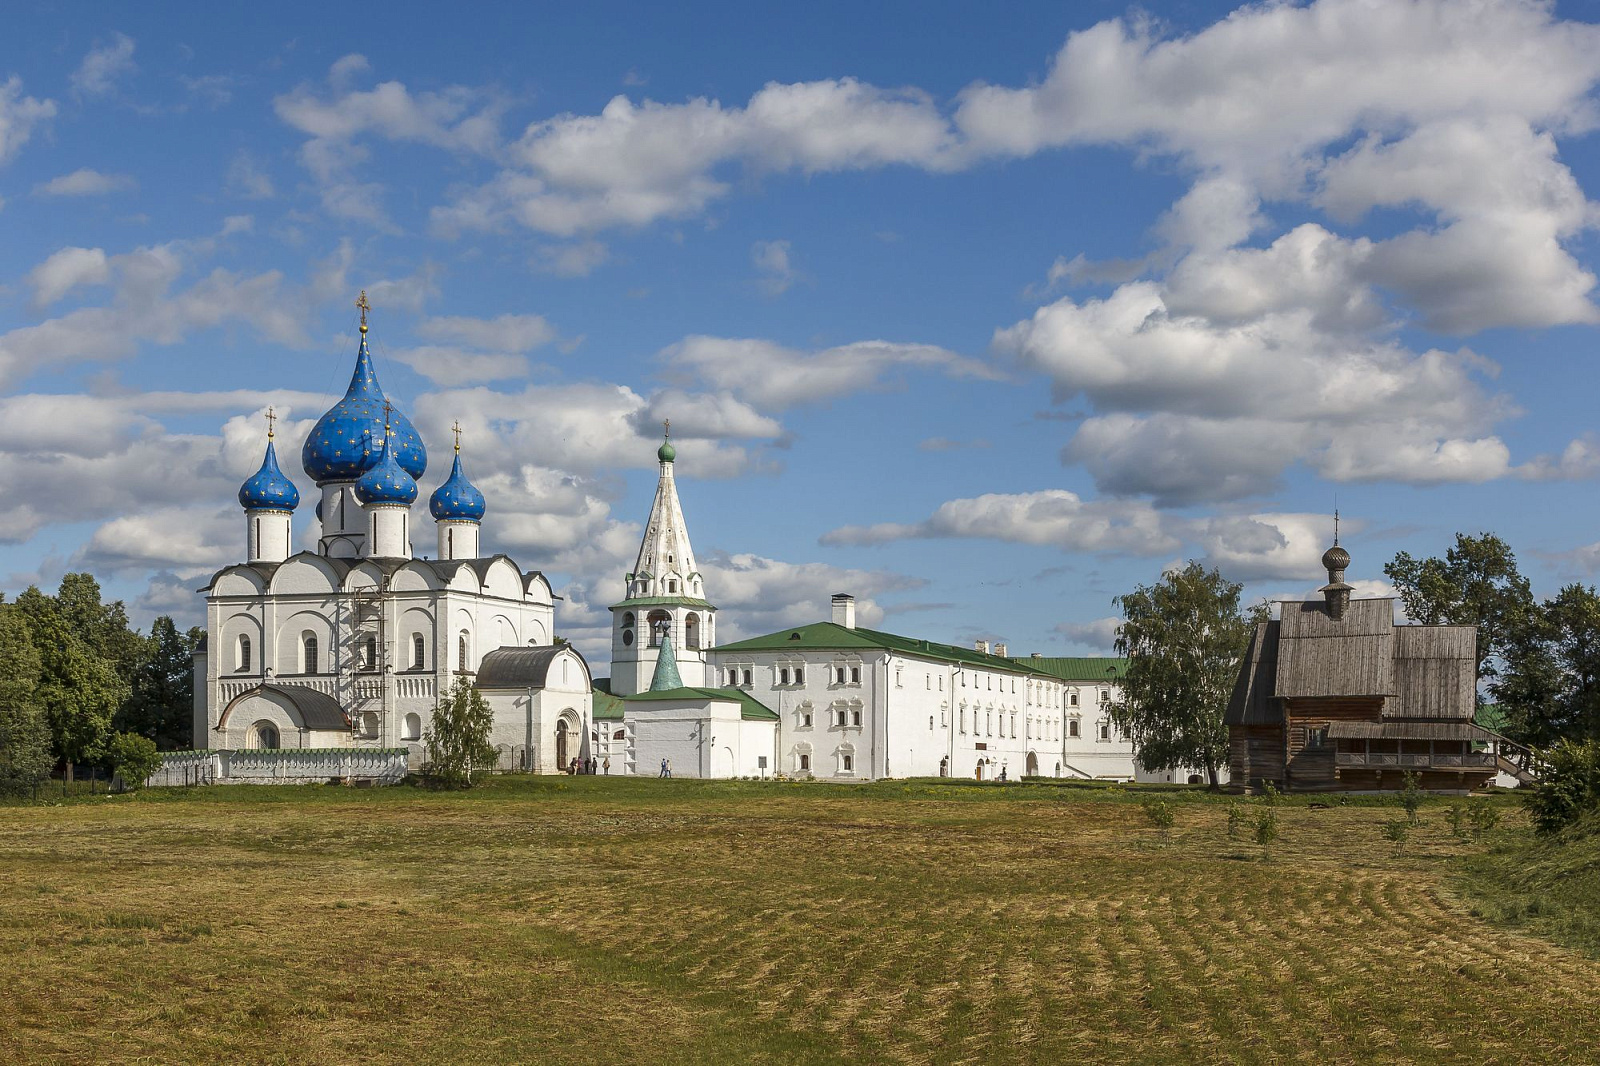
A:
649,622,683,691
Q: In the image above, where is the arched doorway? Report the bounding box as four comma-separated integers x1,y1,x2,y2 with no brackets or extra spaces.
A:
975,760,985,781
555,719,570,770
1026,751,1039,777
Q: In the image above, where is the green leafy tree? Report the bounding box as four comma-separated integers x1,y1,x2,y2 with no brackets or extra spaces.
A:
1523,739,1600,835
0,604,53,797
1492,584,1600,747
14,585,129,782
424,676,497,788
1254,808,1279,856
1384,534,1534,691
55,573,144,676
1110,562,1257,787
117,617,198,750
105,732,162,789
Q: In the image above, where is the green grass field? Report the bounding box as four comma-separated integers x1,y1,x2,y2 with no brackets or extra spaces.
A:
2,777,1597,1064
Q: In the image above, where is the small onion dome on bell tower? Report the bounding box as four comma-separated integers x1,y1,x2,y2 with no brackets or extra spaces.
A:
1319,511,1354,621
429,424,486,522
239,408,300,512
354,422,419,507
301,291,428,484
657,418,676,463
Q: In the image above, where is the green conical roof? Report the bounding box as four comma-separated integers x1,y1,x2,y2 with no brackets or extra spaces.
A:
649,626,682,691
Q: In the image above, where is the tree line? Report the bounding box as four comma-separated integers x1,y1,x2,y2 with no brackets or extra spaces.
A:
0,574,198,796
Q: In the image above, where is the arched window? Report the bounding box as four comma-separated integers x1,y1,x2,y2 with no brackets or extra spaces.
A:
684,613,700,650
621,612,635,647
302,633,318,674
413,634,425,669
458,631,471,673
361,712,379,737
646,610,670,647
237,634,252,672
363,635,378,671
402,712,422,741
250,720,279,750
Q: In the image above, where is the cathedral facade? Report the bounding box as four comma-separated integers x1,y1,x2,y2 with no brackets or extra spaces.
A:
193,300,592,771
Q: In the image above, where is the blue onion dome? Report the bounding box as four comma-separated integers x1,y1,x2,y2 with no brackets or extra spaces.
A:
301,331,427,483
430,451,486,522
354,432,419,506
239,438,300,512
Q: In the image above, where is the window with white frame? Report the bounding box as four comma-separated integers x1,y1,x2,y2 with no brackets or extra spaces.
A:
800,706,813,728
1069,717,1081,738
237,634,252,672
850,666,861,684
799,753,811,771
835,666,847,684
1098,719,1110,741
851,707,862,727
835,707,848,727
794,665,805,684
1070,690,1079,706
779,666,791,685
742,668,752,686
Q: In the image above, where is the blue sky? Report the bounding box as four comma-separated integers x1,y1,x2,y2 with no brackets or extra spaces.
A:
3,0,1600,660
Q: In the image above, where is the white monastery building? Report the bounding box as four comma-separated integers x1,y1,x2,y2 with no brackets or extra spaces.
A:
195,297,592,772
191,295,1175,785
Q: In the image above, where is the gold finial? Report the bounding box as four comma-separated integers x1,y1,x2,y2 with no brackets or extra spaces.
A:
663,418,670,440
452,420,462,455
356,290,371,334
266,405,277,440
381,399,394,442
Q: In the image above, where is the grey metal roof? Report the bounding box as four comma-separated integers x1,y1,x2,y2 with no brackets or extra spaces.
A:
475,645,588,689
219,683,350,732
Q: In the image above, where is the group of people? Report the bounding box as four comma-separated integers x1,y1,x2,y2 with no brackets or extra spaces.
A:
566,756,609,775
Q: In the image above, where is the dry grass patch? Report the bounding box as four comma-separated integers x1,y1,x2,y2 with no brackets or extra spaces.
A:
0,777,1596,1064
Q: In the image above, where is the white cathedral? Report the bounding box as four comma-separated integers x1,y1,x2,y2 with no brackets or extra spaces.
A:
193,298,1171,784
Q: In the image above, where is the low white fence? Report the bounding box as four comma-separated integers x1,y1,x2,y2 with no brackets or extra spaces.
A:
146,748,409,787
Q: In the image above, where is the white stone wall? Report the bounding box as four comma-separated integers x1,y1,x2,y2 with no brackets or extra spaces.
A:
708,647,1161,782
625,697,775,779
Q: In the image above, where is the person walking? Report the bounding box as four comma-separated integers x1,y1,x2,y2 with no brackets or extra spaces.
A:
660,757,669,779
999,766,1008,783
602,756,611,775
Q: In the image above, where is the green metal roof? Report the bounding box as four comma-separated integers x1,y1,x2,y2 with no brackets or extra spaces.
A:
609,596,716,610
715,621,1063,681
591,678,627,720
1012,656,1129,682
622,686,781,721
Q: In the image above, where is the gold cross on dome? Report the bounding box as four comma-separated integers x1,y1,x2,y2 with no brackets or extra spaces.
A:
382,399,394,440
452,420,462,454
356,290,371,332
266,405,277,440
663,418,670,439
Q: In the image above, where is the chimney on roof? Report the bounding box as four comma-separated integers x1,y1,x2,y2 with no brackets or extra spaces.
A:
831,593,856,630
994,642,1008,658
974,639,990,654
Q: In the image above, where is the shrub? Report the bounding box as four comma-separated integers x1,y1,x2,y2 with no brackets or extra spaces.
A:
1142,799,1175,844
1254,809,1279,855
1446,803,1467,838
106,732,161,789
1226,803,1247,841
1524,739,1600,835
1260,781,1280,805
1399,771,1424,826
1469,804,1502,839
1383,820,1410,855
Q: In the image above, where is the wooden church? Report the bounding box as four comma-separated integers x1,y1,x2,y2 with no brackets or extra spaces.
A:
1225,534,1499,793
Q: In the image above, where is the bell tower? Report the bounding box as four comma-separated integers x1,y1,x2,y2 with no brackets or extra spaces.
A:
609,422,716,695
